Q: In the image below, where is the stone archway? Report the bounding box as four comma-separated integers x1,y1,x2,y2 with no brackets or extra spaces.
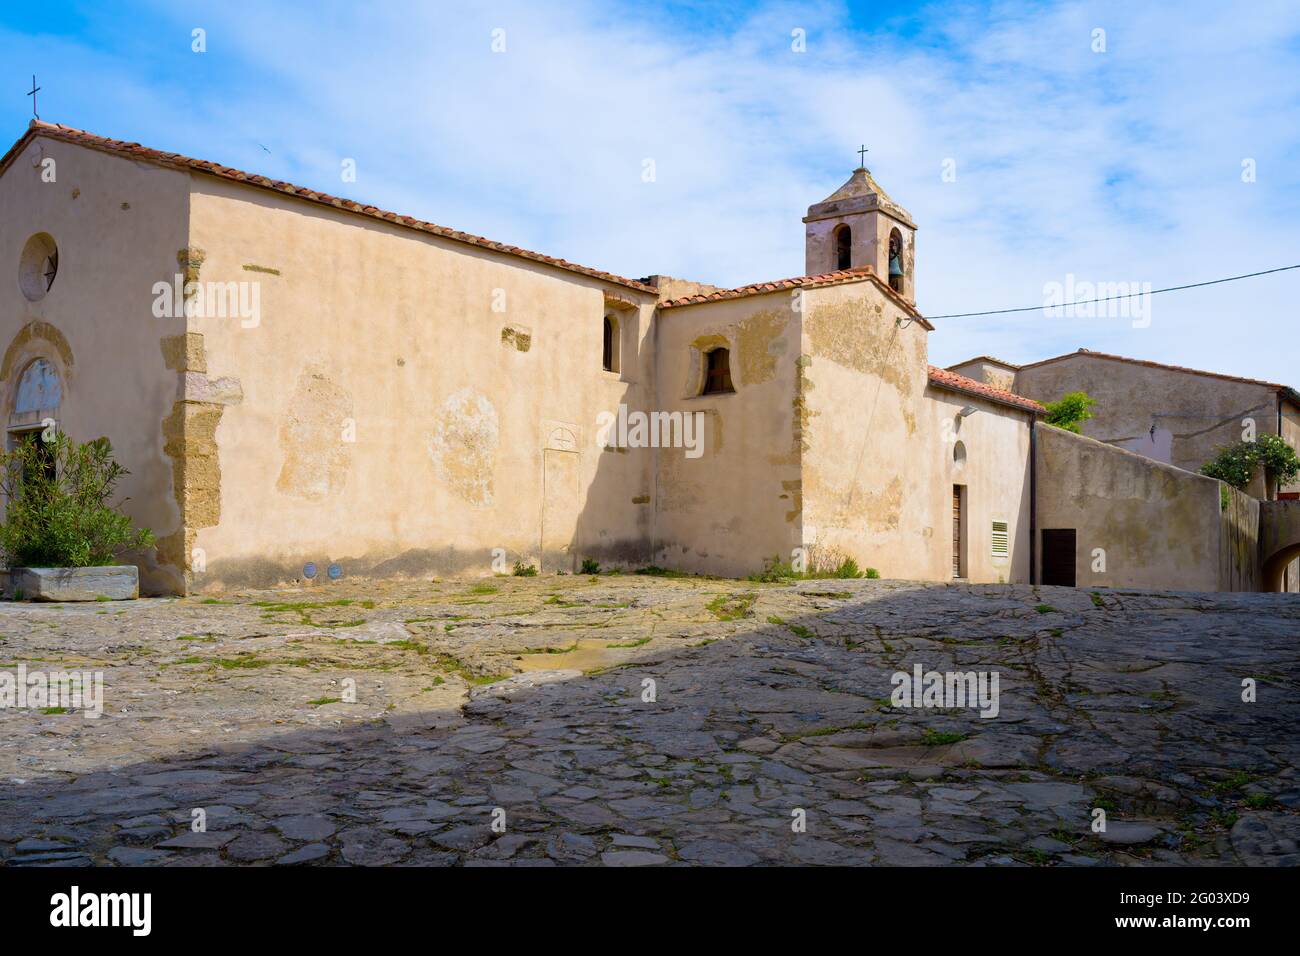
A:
2,322,74,445
1259,500,1300,592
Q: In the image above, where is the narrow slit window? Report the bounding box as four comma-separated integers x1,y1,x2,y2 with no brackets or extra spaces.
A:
602,315,619,372
702,347,734,395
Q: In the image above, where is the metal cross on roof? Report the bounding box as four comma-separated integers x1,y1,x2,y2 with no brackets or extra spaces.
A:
857,144,868,167
28,75,41,119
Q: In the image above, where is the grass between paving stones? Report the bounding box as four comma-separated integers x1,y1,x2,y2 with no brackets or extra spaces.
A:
520,642,580,655
429,652,509,686
252,598,376,628
766,615,814,639
920,729,969,746
786,721,871,742
707,591,757,621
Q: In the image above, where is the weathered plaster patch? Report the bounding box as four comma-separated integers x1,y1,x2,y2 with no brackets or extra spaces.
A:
632,494,650,504
276,366,354,501
656,448,703,514
500,325,532,352
863,475,904,531
782,479,802,524
735,309,788,385
805,300,918,395
429,387,498,506
790,354,817,458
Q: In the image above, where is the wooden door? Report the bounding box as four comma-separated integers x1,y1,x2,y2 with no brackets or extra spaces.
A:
952,485,964,579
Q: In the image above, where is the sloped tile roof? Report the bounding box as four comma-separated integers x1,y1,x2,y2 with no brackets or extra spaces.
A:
659,266,932,328
2,121,657,294
1020,348,1296,396
927,365,1045,414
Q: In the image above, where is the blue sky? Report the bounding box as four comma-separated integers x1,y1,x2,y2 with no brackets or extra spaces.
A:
3,0,1299,382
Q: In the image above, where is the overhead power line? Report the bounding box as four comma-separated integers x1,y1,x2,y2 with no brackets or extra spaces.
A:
925,263,1300,320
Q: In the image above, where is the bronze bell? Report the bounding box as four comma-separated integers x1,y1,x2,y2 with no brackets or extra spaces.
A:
889,253,904,277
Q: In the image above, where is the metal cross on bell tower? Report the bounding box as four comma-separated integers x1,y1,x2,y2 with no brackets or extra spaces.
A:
27,75,40,120
857,144,868,168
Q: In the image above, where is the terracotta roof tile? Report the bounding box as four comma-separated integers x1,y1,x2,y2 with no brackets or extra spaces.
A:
927,365,1044,413
3,120,656,294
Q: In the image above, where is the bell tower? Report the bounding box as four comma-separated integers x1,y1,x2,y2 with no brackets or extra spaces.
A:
803,162,916,303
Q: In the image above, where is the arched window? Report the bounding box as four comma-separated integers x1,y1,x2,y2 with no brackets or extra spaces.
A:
702,347,734,395
834,225,852,271
9,358,62,475
888,229,905,293
14,358,62,416
602,315,619,373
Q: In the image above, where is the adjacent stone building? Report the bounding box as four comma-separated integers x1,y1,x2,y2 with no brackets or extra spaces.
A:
949,351,1300,590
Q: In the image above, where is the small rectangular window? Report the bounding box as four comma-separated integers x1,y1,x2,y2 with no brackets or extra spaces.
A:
702,347,734,395
991,520,1009,557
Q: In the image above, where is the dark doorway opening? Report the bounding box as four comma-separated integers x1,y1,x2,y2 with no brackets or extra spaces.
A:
1041,528,1077,586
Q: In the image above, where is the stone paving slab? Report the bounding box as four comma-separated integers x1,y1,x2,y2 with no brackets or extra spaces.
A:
0,575,1296,866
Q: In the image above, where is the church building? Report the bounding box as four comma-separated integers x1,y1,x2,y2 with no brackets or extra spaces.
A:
0,121,1284,595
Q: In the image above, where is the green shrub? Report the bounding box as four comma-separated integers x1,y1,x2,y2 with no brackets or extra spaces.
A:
1043,391,1097,433
1201,434,1300,491
747,555,797,583
580,558,601,575
865,567,881,579
511,561,537,577
0,433,153,568
748,554,871,582
828,557,864,579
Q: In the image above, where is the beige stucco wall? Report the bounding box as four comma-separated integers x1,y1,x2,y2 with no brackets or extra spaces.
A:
1016,354,1278,496
798,282,1032,583
0,137,190,594
650,291,802,575
1034,424,1252,591
184,174,659,590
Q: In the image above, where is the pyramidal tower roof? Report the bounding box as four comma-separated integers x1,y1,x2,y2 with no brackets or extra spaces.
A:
803,165,915,228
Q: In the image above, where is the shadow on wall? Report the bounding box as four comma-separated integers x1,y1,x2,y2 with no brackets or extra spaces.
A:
549,371,654,574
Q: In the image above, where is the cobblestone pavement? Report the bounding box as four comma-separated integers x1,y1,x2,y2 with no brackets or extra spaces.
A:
0,575,1296,866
